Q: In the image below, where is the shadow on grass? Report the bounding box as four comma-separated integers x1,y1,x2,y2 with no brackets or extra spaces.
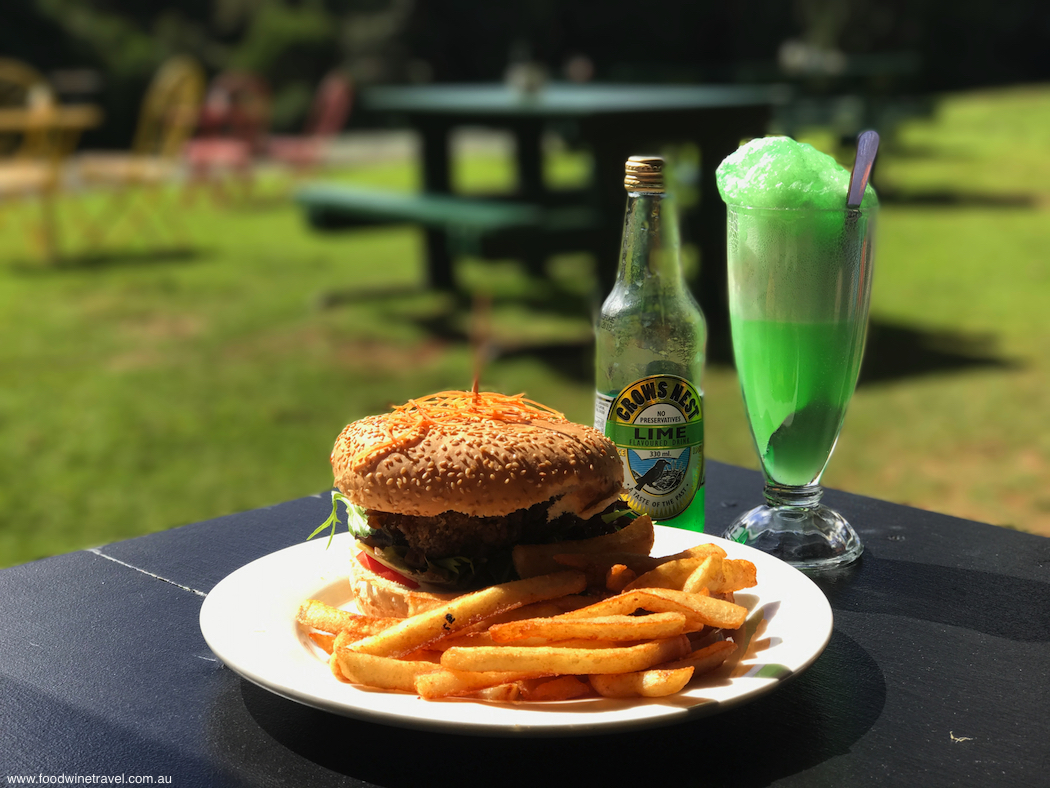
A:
313,283,429,309
487,318,1024,387
9,246,204,274
878,187,1037,209
858,319,1021,385
317,276,597,381
313,278,1022,388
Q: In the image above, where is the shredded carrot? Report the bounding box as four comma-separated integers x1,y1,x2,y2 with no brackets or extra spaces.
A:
349,390,566,470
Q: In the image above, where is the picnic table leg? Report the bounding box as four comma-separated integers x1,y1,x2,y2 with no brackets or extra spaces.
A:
515,120,545,202
420,120,455,290
423,228,453,290
514,119,546,276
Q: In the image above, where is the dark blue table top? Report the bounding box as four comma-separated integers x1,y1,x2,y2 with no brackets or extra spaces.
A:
2,461,1048,786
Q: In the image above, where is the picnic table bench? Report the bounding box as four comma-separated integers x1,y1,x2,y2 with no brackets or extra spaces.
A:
296,183,602,277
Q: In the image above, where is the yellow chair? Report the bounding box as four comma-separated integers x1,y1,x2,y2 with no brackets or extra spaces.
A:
0,58,63,261
71,56,205,250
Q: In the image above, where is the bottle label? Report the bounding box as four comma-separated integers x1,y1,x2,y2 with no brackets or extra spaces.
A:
602,375,704,522
593,392,615,430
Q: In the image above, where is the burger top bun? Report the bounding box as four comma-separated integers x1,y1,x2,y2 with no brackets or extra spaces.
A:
330,391,623,520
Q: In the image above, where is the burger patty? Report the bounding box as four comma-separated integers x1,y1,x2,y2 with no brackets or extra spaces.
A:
363,498,624,563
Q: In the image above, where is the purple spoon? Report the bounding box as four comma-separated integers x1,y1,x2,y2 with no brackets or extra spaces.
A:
847,130,880,209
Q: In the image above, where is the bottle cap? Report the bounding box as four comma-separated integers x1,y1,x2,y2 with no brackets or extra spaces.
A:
624,155,665,193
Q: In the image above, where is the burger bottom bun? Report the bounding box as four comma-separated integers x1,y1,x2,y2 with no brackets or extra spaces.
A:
348,552,460,617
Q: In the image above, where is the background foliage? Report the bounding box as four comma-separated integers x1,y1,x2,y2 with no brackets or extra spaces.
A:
5,0,1050,146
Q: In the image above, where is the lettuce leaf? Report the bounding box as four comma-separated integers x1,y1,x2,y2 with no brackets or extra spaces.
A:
308,491,371,546
361,543,477,589
308,491,479,588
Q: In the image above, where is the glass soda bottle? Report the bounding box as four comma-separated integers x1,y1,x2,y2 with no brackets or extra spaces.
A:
594,156,707,532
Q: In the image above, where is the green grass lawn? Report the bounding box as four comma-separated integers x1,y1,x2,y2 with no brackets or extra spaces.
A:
1,83,1048,568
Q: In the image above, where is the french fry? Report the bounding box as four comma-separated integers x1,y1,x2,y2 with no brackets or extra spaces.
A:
606,563,637,593
303,532,757,703
554,588,726,632
329,630,355,681
556,589,675,620
426,629,500,650
622,557,706,591
440,634,690,675
349,570,587,658
333,648,443,692
423,601,571,649
589,666,695,698
716,559,758,594
489,612,687,643
451,601,568,638
681,556,720,594
296,600,367,633
415,667,547,700
342,616,403,642
431,630,628,651
472,683,526,702
552,551,665,582
556,543,729,590
513,515,655,578
680,556,758,596
308,631,336,654
636,588,748,630
539,587,735,632
519,675,592,702
296,600,401,644
658,639,737,677
548,595,595,613
668,543,727,560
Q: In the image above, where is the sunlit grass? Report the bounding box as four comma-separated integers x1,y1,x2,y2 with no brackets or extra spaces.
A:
1,83,1048,568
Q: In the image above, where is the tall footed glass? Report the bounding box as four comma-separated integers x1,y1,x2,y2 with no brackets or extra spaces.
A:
723,203,875,569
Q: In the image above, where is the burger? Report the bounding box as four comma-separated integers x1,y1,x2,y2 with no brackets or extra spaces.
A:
317,389,629,616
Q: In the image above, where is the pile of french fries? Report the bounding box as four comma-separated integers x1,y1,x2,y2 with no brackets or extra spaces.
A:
296,516,758,702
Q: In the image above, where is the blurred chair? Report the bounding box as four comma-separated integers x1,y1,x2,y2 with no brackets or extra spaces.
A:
0,58,62,261
183,71,272,203
71,55,205,250
265,72,353,177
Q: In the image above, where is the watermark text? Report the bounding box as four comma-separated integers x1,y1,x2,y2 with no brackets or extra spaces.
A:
7,776,172,785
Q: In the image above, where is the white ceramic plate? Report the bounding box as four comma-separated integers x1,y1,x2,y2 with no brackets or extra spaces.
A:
200,527,832,737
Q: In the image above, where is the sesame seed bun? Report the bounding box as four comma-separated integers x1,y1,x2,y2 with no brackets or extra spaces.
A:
331,413,623,521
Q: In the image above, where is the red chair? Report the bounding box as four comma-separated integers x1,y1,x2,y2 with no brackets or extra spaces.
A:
183,71,271,201
266,72,353,175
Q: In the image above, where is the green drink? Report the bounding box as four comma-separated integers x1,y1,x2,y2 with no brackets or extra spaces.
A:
732,318,866,486
716,136,878,569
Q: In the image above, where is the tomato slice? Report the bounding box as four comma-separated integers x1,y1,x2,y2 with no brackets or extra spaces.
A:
356,550,419,589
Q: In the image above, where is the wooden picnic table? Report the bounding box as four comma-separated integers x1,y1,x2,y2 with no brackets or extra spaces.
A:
301,82,785,345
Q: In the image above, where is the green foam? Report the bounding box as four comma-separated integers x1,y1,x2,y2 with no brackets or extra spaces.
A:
716,136,878,210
